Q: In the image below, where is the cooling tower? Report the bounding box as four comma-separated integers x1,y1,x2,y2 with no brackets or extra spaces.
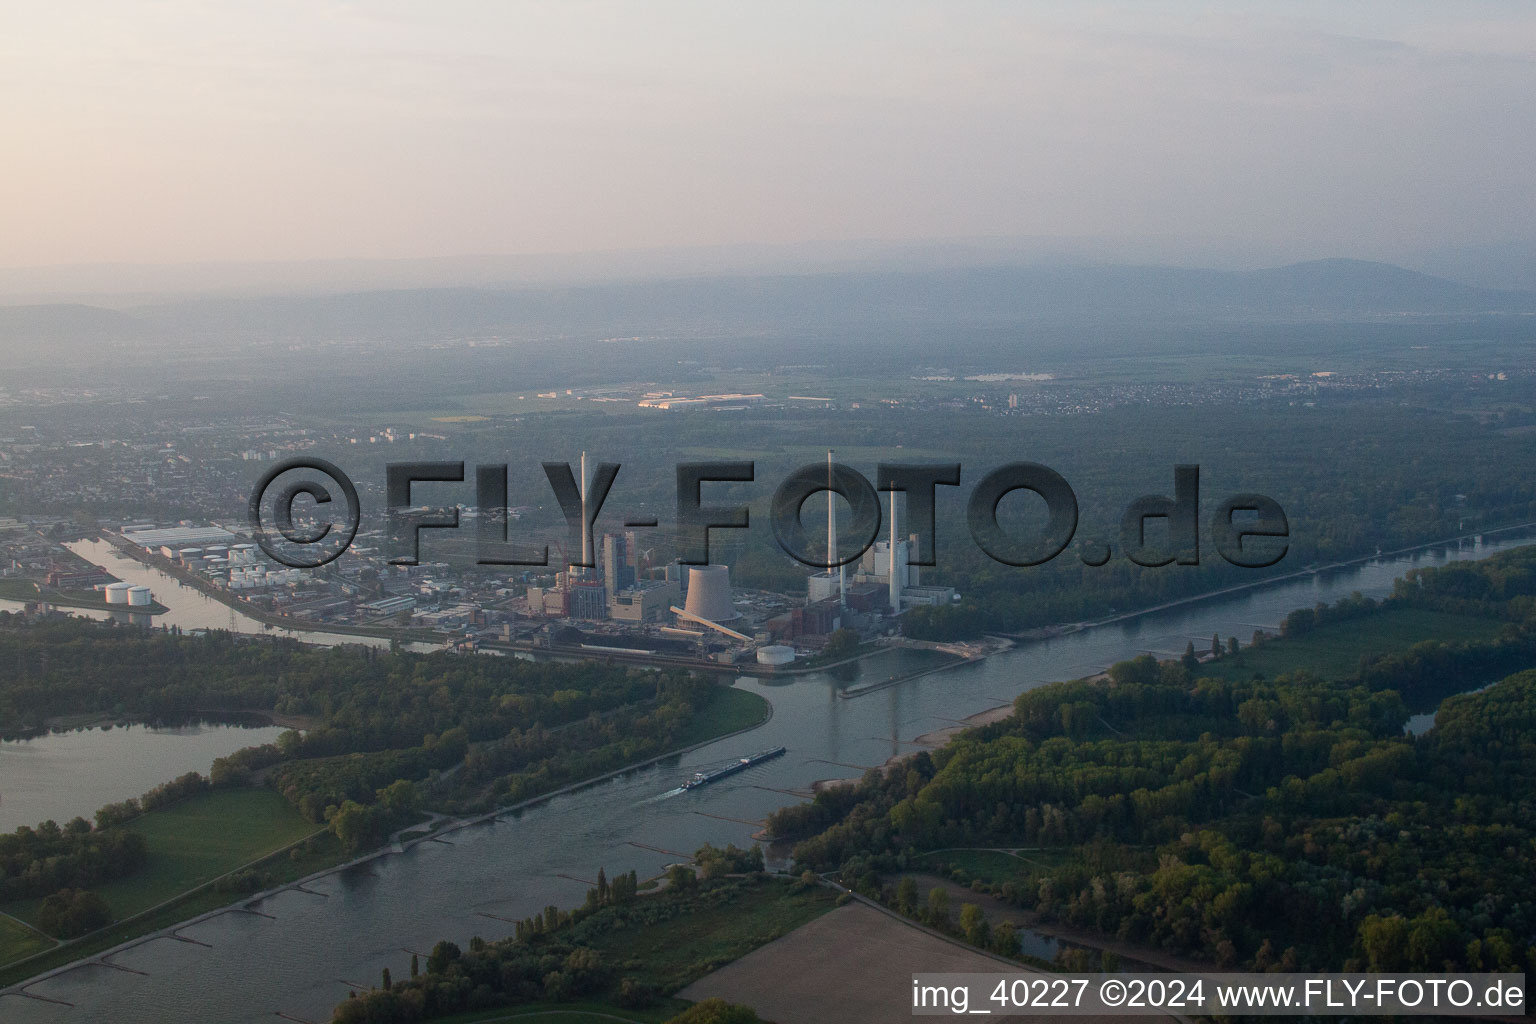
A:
683,565,738,622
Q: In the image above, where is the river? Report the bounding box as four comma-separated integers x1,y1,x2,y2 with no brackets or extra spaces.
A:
3,532,1530,1022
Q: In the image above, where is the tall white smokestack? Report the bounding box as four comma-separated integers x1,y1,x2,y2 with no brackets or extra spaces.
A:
580,450,590,569
828,449,845,608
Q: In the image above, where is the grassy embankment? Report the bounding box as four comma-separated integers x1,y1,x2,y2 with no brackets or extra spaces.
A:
0,914,52,967
671,686,769,747
0,788,333,985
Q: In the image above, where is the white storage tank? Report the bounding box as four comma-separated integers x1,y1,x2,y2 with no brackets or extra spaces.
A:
756,644,796,666
127,586,153,607
104,582,133,605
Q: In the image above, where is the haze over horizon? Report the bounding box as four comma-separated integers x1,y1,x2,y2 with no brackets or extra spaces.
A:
4,1,1535,288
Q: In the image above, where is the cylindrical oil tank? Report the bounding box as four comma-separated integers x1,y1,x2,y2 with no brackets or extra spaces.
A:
127,586,153,607
756,644,796,666
104,582,133,605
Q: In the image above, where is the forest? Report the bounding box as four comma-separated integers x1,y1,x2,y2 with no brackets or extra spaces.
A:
0,616,758,937
773,546,1536,973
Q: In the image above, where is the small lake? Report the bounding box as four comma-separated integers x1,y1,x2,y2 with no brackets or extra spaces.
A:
0,722,288,831
1404,681,1497,737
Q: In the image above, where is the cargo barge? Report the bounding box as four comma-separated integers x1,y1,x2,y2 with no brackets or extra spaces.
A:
680,746,786,790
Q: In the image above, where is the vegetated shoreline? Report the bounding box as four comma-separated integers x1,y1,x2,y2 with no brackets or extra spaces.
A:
0,686,773,994
0,707,319,741
806,519,1536,793
808,701,1017,795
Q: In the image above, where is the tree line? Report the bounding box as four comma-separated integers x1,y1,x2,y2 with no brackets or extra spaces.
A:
775,549,1536,973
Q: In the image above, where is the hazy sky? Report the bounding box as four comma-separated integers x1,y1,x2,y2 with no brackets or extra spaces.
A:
3,1,1534,269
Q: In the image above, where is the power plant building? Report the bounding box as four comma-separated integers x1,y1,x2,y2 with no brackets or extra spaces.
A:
602,532,637,596
681,565,738,623
567,577,607,621
607,579,680,622
851,533,957,611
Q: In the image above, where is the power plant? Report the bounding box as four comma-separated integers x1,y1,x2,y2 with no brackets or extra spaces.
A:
807,449,958,614
682,565,738,622
806,448,848,607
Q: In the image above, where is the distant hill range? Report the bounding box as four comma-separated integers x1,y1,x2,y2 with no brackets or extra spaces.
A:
1,258,1533,364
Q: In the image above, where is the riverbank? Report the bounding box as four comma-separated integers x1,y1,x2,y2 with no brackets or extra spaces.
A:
798,524,1536,790
0,684,773,994
1047,519,1536,638
807,701,1018,795
3,707,317,740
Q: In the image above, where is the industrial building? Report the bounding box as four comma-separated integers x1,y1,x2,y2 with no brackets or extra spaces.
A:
46,566,113,589
524,531,674,622
364,595,416,616
525,580,569,617
765,599,840,641
851,533,957,610
607,579,680,622
122,524,238,550
602,531,637,595
567,575,607,620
